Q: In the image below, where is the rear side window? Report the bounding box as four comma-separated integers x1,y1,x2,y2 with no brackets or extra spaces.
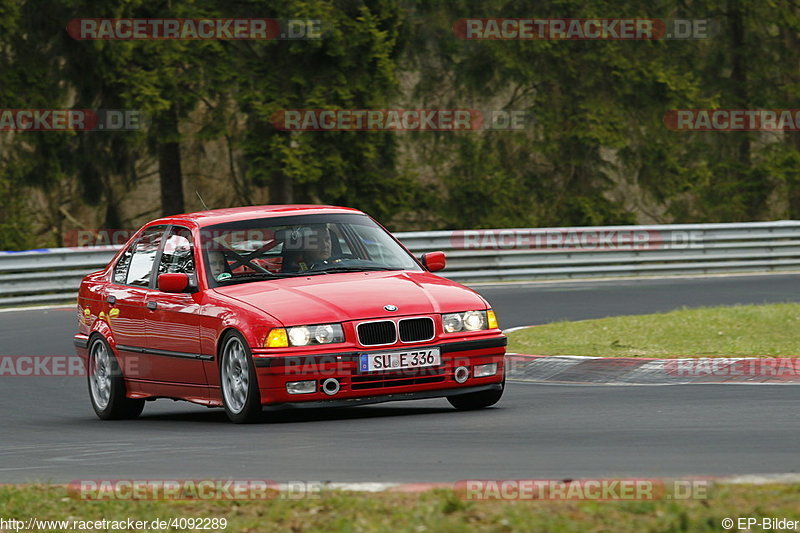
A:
113,225,167,287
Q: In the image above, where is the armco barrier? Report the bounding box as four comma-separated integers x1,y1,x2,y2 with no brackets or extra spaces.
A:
1,221,799,306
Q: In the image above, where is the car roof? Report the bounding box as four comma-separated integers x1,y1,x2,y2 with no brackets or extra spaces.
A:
150,204,366,228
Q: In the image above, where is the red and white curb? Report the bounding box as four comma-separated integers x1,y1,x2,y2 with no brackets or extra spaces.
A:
23,476,800,497
317,474,800,492
319,482,451,492
505,354,800,384
503,324,800,384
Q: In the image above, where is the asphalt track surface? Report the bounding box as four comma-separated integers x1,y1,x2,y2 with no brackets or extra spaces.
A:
0,273,798,483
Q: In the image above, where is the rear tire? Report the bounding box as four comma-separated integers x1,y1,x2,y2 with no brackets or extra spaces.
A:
87,336,145,420
448,382,504,410
220,331,262,424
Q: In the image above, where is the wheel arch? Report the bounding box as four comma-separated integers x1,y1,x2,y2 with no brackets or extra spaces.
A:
216,327,247,368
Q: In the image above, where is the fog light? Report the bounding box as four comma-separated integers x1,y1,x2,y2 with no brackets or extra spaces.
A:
474,363,498,378
321,378,340,396
286,380,316,394
454,366,469,383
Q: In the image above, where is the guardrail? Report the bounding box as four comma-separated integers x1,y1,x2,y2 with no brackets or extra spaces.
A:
1,221,799,306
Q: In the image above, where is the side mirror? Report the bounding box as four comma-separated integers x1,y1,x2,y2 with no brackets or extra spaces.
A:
421,251,446,272
158,273,190,293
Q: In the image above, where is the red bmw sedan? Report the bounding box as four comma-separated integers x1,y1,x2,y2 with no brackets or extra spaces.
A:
74,205,506,423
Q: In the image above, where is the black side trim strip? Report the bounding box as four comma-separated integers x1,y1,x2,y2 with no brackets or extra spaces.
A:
116,344,213,361
117,344,145,354
253,336,507,368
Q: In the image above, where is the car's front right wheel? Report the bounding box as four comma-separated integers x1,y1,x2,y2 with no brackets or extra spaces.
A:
219,331,262,423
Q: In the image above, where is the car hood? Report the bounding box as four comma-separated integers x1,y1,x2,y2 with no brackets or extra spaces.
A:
212,271,488,325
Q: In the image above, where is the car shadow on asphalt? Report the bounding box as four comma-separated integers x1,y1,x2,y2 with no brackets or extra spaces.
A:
133,404,457,425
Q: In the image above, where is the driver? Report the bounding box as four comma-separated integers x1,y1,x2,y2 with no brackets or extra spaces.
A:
208,250,230,280
283,224,339,273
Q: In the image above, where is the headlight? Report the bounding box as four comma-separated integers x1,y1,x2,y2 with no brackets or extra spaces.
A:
314,324,336,343
463,311,486,331
288,326,311,346
442,313,464,333
284,323,344,346
441,310,498,333
265,324,345,348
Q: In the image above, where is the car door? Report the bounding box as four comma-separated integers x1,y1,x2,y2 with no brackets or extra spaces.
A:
105,225,167,378
143,225,207,385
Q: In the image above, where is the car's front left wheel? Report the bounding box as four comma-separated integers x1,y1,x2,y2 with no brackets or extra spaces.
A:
220,331,262,423
87,336,145,420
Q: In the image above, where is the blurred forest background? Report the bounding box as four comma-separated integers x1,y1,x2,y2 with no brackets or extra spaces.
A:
2,0,800,250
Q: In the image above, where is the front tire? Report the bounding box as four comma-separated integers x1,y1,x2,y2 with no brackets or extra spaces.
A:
448,382,504,410
220,332,262,423
87,336,145,420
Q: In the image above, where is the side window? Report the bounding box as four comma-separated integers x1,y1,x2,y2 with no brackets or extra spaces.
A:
112,225,167,287
113,247,133,284
158,227,195,275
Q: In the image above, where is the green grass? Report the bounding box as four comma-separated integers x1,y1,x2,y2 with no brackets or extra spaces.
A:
0,483,799,532
506,303,800,358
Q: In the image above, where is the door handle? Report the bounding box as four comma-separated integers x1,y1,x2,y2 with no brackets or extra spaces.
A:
106,295,116,305
146,301,157,311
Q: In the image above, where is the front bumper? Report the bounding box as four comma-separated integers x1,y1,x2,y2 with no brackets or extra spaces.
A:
252,335,507,406
265,383,503,409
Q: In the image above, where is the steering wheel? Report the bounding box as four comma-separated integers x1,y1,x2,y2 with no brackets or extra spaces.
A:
306,256,345,271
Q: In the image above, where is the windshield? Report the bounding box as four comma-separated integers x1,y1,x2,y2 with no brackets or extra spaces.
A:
200,213,421,286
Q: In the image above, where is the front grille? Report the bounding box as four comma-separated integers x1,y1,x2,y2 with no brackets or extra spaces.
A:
399,317,434,342
357,321,397,346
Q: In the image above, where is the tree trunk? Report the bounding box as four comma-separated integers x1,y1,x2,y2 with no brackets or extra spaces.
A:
729,0,750,168
270,173,293,204
782,22,800,218
158,105,184,215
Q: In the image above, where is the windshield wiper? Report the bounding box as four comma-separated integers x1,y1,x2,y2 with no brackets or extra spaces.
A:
217,271,305,284
312,266,399,273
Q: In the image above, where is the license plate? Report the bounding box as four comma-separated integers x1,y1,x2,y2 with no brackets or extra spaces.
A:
359,348,441,372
